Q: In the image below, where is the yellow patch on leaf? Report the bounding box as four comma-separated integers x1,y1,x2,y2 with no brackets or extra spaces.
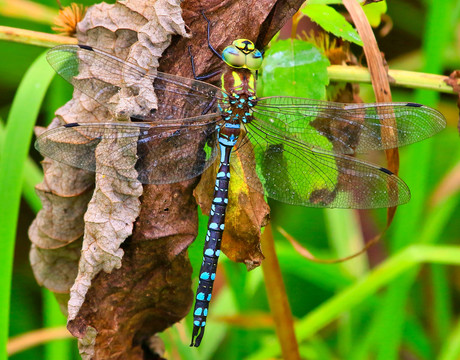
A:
194,140,270,271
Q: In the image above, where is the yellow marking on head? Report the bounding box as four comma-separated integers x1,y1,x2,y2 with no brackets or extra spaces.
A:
233,39,255,54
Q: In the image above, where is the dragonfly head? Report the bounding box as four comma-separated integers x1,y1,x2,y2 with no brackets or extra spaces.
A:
222,39,263,71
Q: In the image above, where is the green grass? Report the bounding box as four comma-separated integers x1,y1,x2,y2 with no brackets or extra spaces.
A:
371,1,455,358
0,51,54,360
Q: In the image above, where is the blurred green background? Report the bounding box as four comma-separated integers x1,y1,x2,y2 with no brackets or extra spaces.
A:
1,0,459,359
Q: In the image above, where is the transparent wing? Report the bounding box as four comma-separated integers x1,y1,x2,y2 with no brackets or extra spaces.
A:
232,121,410,209
253,97,446,154
46,44,224,120
35,119,222,184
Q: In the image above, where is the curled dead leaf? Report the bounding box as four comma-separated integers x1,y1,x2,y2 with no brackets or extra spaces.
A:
29,241,81,293
194,141,270,271
29,181,93,249
30,0,304,357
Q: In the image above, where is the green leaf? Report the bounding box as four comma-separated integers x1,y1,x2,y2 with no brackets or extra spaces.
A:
257,39,334,197
0,121,43,213
302,4,363,46
0,51,54,360
363,1,387,27
260,39,330,99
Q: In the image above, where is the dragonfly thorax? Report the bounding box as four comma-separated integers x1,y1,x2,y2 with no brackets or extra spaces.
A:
220,68,257,125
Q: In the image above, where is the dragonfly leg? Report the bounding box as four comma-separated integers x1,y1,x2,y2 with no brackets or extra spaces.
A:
201,11,223,61
191,142,233,347
201,97,217,115
188,45,221,81
187,11,225,81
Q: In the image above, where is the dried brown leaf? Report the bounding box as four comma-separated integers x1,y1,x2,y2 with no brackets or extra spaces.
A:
68,205,195,359
54,293,70,314
40,159,95,196
30,0,305,357
29,182,93,249
67,173,143,321
78,326,97,360
29,241,81,293
31,0,189,356
342,0,399,225
194,143,270,271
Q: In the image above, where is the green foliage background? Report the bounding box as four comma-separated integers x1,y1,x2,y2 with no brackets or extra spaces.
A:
0,1,459,359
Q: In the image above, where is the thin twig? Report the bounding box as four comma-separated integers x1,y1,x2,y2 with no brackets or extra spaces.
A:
328,65,457,94
261,223,300,360
0,26,455,95
342,0,398,224
0,26,76,47
8,326,72,355
0,0,57,25
278,226,382,264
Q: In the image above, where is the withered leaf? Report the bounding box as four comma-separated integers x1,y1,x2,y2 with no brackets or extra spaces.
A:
29,181,93,249
67,172,143,321
30,0,305,357
30,0,189,357
29,241,81,293
194,141,270,271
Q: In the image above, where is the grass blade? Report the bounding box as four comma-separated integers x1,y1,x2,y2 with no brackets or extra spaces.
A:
0,51,54,360
246,244,460,360
371,0,453,357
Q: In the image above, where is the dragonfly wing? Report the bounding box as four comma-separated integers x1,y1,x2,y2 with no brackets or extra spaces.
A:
136,119,221,184
232,121,410,209
36,119,221,184
47,45,224,120
253,97,446,154
151,71,223,121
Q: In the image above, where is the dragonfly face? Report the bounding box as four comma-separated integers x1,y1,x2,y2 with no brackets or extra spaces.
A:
222,39,263,70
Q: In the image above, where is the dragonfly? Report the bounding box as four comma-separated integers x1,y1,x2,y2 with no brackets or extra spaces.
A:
37,13,446,348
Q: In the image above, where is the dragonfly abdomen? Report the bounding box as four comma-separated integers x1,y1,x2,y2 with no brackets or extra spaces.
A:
191,67,257,346
191,141,233,347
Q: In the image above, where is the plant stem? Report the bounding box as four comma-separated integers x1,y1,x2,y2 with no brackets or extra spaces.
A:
0,0,57,25
0,26,455,94
261,223,300,360
0,26,76,47
7,326,72,356
328,65,456,94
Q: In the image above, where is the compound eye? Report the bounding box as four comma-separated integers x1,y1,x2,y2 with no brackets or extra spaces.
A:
246,49,263,70
222,45,245,68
